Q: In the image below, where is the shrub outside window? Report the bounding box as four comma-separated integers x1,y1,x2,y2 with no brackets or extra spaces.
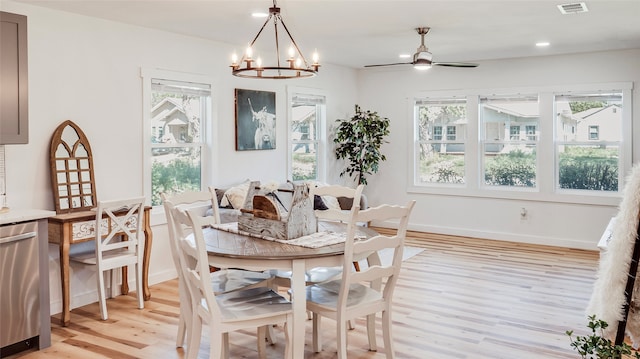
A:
415,98,466,184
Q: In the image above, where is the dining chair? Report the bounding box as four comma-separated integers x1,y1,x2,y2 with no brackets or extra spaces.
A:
183,208,293,359
161,191,274,356
306,200,416,359
69,197,146,320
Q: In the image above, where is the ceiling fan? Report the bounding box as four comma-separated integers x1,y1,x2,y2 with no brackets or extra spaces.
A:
364,27,479,70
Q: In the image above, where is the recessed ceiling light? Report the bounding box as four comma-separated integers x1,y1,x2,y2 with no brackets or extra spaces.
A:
536,42,550,47
252,12,268,18
399,53,411,59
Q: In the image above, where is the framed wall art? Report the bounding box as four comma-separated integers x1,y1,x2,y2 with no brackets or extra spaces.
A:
235,88,276,150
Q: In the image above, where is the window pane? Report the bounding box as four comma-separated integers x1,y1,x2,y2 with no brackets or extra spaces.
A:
291,143,318,181
151,82,206,144
291,93,324,181
151,147,202,205
416,99,466,184
480,95,539,188
554,91,622,192
483,144,537,187
418,144,465,184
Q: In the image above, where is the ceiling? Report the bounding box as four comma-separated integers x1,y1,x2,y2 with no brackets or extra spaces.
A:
14,0,640,69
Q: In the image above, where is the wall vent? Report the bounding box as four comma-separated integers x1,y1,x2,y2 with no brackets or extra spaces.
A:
557,2,589,14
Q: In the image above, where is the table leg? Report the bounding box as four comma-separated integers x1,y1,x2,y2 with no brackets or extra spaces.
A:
59,238,71,327
290,259,306,359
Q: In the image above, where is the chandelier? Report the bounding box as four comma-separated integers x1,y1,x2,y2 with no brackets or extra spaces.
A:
230,0,319,79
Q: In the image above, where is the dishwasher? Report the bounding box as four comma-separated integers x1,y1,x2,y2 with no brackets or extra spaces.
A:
0,221,40,357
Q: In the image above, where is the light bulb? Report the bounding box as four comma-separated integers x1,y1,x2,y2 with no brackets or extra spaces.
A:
295,58,302,68
312,51,319,64
246,46,253,59
288,46,295,59
256,57,263,68
231,52,238,64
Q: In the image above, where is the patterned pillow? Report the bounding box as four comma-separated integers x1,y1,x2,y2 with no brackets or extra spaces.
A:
220,181,251,209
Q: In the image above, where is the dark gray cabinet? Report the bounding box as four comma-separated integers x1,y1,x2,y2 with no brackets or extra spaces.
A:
0,11,28,144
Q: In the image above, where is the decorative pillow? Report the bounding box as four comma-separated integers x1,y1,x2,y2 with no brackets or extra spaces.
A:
220,181,251,209
309,181,342,211
314,195,329,210
215,188,231,208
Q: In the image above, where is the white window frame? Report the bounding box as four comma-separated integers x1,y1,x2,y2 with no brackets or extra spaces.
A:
286,86,327,182
408,82,632,206
141,68,216,224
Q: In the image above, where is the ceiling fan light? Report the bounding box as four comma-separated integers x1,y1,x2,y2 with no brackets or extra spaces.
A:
413,58,432,70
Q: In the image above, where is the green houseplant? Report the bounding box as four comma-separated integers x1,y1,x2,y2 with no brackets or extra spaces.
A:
334,105,390,185
567,315,640,359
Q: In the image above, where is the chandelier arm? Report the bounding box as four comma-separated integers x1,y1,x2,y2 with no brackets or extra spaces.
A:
240,13,274,63
273,14,282,75
277,16,311,67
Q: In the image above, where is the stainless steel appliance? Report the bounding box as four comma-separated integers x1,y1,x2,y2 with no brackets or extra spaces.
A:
0,221,40,357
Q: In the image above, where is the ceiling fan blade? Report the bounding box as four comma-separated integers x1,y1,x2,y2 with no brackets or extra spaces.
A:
433,62,479,68
364,62,412,68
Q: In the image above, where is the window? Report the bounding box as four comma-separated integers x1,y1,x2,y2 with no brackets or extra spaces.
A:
414,98,466,184
288,91,325,181
480,95,539,188
142,70,212,206
411,83,631,202
510,125,520,140
554,91,623,192
433,126,443,140
446,126,457,140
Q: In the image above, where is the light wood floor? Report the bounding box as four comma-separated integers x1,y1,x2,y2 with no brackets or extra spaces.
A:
12,230,599,359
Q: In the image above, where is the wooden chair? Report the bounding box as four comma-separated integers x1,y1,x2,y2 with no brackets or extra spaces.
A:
183,208,293,359
69,197,145,320
161,191,274,357
306,200,416,359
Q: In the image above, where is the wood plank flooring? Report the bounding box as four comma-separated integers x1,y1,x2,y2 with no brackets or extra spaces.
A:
10,230,599,358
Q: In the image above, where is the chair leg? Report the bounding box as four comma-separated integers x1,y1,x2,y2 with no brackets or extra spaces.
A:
312,313,322,353
222,332,230,359
265,325,276,345
135,263,144,309
382,310,395,359
97,270,108,320
187,314,202,359
109,268,117,298
367,313,377,351
283,314,293,359
336,318,348,359
257,326,267,359
176,313,186,348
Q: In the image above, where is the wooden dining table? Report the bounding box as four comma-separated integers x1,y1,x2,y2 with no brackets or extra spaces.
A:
201,221,378,358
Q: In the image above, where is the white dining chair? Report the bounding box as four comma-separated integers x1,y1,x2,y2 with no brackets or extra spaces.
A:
69,197,145,320
273,184,365,306
183,208,293,359
305,200,416,359
162,191,274,357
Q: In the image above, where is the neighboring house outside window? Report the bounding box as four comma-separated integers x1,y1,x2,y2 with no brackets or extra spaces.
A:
414,98,467,184
142,70,212,207
510,125,520,140
288,90,325,181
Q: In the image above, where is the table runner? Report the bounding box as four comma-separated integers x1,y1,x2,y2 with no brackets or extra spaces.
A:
210,222,365,248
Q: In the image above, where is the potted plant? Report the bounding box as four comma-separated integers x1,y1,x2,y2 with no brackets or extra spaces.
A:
567,315,640,359
334,105,390,185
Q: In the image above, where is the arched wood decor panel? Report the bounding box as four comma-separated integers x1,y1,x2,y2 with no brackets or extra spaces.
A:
49,120,97,214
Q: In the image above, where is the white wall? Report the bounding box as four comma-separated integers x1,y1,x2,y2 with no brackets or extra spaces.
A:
357,49,640,250
0,1,358,314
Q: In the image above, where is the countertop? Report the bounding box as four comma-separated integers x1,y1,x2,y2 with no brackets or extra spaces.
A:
0,209,57,225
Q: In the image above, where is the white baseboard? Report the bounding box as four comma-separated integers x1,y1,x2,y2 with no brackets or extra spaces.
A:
374,221,598,251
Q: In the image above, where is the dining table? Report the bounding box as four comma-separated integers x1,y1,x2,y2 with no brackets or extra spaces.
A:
201,220,379,358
